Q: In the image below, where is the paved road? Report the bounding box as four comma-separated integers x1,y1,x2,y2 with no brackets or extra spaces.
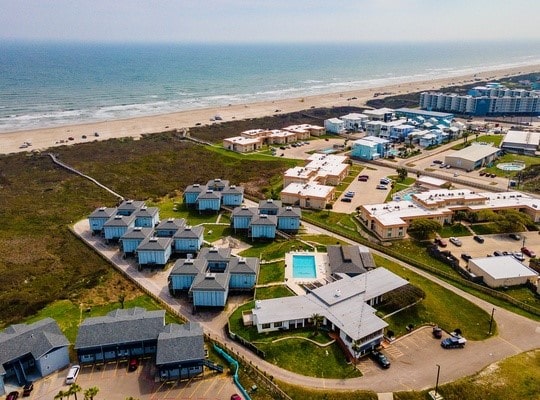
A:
72,220,540,393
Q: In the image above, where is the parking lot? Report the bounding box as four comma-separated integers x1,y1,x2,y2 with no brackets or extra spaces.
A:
26,359,238,400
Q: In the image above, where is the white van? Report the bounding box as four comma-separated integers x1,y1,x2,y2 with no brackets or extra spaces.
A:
65,365,80,384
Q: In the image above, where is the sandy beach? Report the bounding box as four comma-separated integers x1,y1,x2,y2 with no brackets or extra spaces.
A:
1,64,539,155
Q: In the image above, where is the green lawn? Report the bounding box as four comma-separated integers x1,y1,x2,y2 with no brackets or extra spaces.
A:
146,198,222,225
470,222,502,235
439,223,471,237
258,261,285,284
238,239,310,260
256,285,295,300
387,239,456,275
25,295,182,343
202,224,233,243
374,255,494,339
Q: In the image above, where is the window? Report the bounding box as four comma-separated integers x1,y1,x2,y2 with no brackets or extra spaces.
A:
274,321,283,328
262,323,271,329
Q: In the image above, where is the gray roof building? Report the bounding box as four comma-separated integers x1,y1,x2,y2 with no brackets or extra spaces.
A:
156,322,205,366
229,257,260,275
0,318,69,376
184,184,205,194
191,272,230,291
173,225,204,239
231,206,257,218
206,179,229,191
155,218,186,232
170,258,207,276
250,214,277,226
198,247,231,264
75,308,165,350
277,206,302,218
134,206,159,219
197,190,221,201
89,207,117,220
327,245,376,276
137,236,173,251
121,227,154,240
222,185,244,195
117,200,145,215
259,199,282,212
104,214,136,227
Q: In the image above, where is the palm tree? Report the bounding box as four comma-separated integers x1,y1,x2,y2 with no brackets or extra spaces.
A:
311,313,324,336
68,384,82,400
462,131,470,144
55,390,67,400
352,339,362,365
84,387,99,400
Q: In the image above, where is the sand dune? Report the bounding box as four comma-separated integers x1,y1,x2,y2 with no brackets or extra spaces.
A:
1,64,539,155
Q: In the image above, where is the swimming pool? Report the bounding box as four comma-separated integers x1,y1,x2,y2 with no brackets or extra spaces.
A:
292,255,317,278
319,148,337,154
497,162,526,171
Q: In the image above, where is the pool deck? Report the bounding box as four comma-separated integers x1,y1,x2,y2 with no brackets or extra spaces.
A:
284,251,330,295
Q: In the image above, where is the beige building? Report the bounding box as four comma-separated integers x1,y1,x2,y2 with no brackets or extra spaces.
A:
281,182,335,210
468,256,538,288
223,136,262,153
444,143,500,171
360,189,540,240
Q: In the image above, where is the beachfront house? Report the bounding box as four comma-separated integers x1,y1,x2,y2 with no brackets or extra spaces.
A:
103,214,136,242
223,136,262,153
136,237,173,269
134,206,160,228
173,225,204,254
340,113,369,131
156,322,207,381
155,218,186,237
206,179,229,192
183,184,205,207
249,214,277,240
351,136,390,160
221,185,244,207
88,207,117,234
277,206,302,232
281,182,335,210
364,108,395,122
324,118,345,134
0,318,70,394
259,199,282,215
389,124,415,141
120,226,153,256
197,190,222,213
395,108,454,126
168,248,259,310
251,267,408,358
231,207,256,231
116,200,145,216
419,130,444,147
366,121,383,136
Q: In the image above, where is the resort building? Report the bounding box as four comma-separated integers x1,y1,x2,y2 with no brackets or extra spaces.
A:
134,206,160,228
281,182,335,210
359,189,540,240
350,136,390,160
88,207,117,234
501,130,540,155
168,248,259,309
395,108,454,126
136,236,173,269
120,226,154,255
183,180,244,212
251,267,409,358
283,124,325,137
364,108,394,122
231,202,302,239
155,218,186,237
444,143,501,171
116,200,146,216
326,245,376,277
324,118,346,134
74,308,211,380
103,214,136,241
173,225,205,254
0,318,70,394
466,256,538,288
419,83,540,116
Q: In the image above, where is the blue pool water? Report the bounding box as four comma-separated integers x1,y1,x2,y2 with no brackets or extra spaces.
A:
403,193,413,201
319,148,337,154
292,255,317,278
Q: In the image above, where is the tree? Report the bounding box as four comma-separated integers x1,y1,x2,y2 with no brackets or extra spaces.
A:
310,313,324,336
55,391,67,400
352,339,362,365
408,219,442,240
118,293,126,309
68,384,82,400
462,131,470,144
84,387,99,400
396,167,408,182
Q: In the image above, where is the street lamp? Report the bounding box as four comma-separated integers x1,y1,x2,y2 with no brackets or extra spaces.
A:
488,307,496,335
435,364,441,397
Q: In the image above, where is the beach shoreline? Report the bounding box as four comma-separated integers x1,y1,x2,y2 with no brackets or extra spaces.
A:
1,63,539,155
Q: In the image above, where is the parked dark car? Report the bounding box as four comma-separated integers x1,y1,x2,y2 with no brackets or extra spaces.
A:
521,247,536,258
432,326,443,339
128,358,139,371
461,253,472,262
340,197,352,202
358,175,369,181
473,235,485,243
441,336,466,349
370,350,391,368
22,382,33,397
434,237,447,247
7,392,19,400
509,233,521,241
493,251,504,257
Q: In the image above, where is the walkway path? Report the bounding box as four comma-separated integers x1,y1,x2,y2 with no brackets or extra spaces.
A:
72,219,540,393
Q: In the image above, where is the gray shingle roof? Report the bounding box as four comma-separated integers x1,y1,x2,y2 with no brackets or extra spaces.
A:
89,207,117,219
134,206,159,218
75,308,165,350
155,218,186,231
229,257,259,274
206,179,229,191
197,190,221,200
277,206,302,217
259,199,282,210
137,236,173,251
250,214,277,226
232,207,257,217
191,272,229,291
156,322,205,366
184,184,205,194
222,185,244,195
104,214,136,227
327,245,375,275
0,318,69,374
198,247,231,263
117,200,145,214
173,225,204,239
170,258,207,275
121,227,154,240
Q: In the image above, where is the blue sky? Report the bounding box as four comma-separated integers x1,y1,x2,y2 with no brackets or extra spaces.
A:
1,0,539,43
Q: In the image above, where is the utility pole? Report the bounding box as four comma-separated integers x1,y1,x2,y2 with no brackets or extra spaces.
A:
488,308,496,335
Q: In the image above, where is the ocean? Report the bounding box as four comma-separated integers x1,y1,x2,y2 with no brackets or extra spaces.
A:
1,41,540,133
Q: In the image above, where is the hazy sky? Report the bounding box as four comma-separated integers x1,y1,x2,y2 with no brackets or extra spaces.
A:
1,0,539,43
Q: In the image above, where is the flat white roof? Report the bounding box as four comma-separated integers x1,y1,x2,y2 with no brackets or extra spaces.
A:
282,182,334,199
340,113,368,120
224,136,261,145
417,176,448,187
284,167,314,180
363,200,448,226
471,256,538,280
358,136,389,144
326,118,344,124
502,130,540,146
269,129,296,138
446,143,500,162
364,108,394,115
